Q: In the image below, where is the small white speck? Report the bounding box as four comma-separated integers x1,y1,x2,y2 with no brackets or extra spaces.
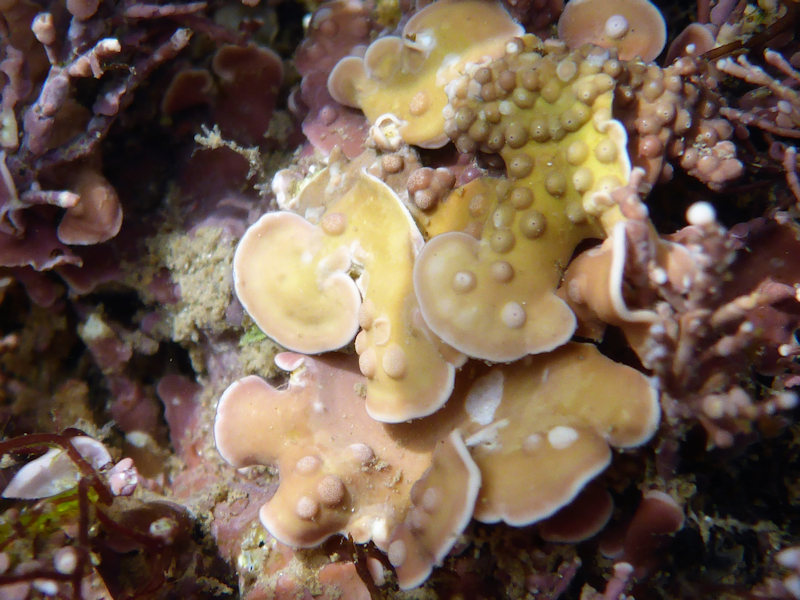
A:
522,433,543,452
33,580,59,596
604,14,629,39
465,370,504,425
686,201,716,226
776,392,798,410
125,431,152,448
370,517,389,545
388,539,406,567
547,425,579,449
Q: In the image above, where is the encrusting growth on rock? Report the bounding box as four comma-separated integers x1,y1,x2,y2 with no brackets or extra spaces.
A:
6,0,800,596
386,430,481,588
414,177,586,361
214,352,477,589
215,344,657,589
209,0,798,592
221,3,667,587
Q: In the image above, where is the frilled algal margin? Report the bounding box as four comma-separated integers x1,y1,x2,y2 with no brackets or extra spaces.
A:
3,0,800,597
214,0,800,594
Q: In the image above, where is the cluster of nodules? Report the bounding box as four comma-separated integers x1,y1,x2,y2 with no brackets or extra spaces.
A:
475,181,547,245
444,39,618,156
614,56,743,186
292,455,348,520
614,62,687,172
451,185,546,329
355,299,410,381
439,32,743,191
407,167,456,210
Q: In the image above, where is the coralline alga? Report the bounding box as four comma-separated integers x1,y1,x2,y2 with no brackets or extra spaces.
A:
215,0,668,589
216,346,658,589
211,0,789,592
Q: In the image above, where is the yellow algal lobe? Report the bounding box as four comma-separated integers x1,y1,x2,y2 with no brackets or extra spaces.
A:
415,36,632,361
415,178,593,361
457,343,659,525
327,0,522,147
233,165,458,422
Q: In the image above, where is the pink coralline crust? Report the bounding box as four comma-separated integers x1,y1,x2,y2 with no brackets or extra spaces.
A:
293,0,373,87
214,353,451,549
108,374,165,436
298,73,372,160
177,148,261,230
317,562,371,600
214,343,659,586
75,308,166,438
81,322,133,373
238,561,372,600
209,479,277,564
156,374,202,459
